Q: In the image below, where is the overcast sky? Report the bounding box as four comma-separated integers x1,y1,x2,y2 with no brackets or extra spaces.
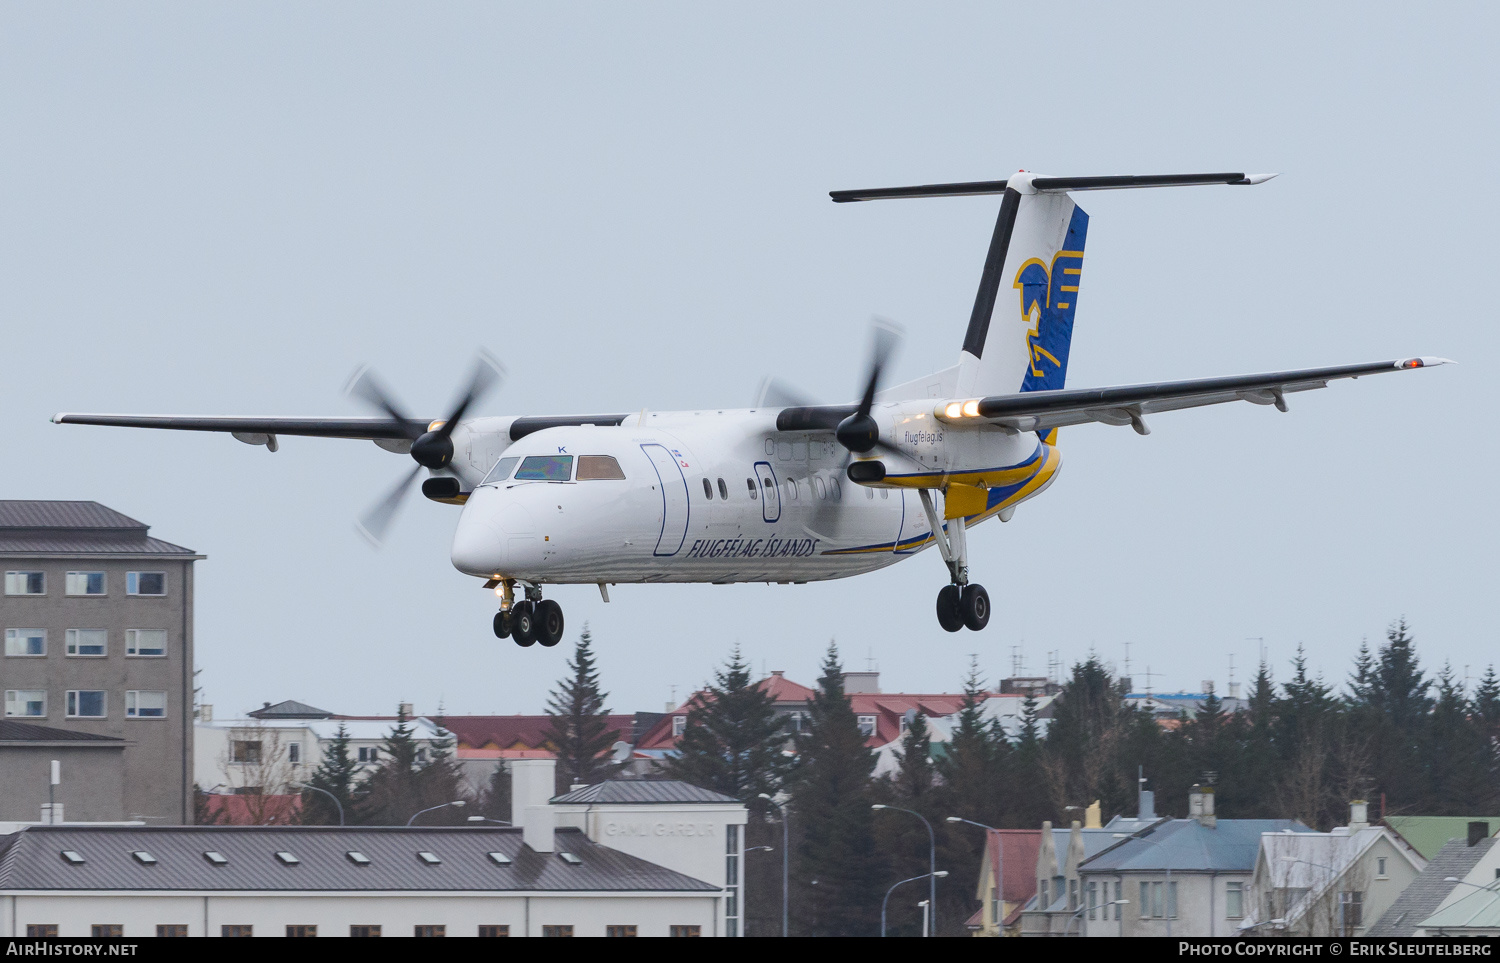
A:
2,3,1494,718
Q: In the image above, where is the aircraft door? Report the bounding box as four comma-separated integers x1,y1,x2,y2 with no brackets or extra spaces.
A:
893,489,920,554
755,462,780,522
641,444,691,556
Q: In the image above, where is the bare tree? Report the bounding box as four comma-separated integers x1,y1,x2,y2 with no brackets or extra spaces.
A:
217,723,299,825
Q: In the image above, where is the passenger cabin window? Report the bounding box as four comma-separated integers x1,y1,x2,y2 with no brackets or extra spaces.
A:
702,478,713,499
717,478,728,499
514,455,573,481
484,456,520,484
746,478,758,500
576,455,625,480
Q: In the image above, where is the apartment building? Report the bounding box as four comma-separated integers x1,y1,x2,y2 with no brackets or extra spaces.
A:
0,501,200,824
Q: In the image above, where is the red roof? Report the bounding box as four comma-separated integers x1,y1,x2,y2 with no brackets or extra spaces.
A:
635,674,981,751
202,794,302,826
987,829,1042,904
440,714,635,752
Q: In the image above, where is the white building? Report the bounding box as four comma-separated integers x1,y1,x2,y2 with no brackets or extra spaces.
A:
0,758,747,938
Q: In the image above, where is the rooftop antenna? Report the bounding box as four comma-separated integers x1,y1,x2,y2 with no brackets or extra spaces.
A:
669,684,678,707
1047,650,1063,685
1010,644,1022,678
1141,665,1159,698
1246,637,1266,667
1123,641,1132,685
866,647,877,672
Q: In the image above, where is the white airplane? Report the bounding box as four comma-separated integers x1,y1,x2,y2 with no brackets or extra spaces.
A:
56,171,1449,648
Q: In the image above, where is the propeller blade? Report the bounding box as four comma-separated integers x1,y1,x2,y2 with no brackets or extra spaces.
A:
856,318,903,416
755,377,819,409
346,365,419,435
433,351,505,440
356,462,424,547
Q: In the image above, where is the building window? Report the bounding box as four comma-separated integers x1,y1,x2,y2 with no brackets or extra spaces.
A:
230,740,262,764
1141,881,1177,918
66,691,107,719
606,925,637,937
358,746,379,763
857,714,877,738
415,747,427,763
1340,891,1364,929
725,822,742,937
670,925,702,937
65,572,106,596
1377,857,1388,878
477,925,509,937
1087,880,1098,919
1226,881,1244,919
1168,880,1178,919
66,629,107,657
5,571,45,595
155,925,188,937
672,716,687,737
414,925,446,937
26,925,58,937
126,572,166,596
288,743,301,763
286,925,317,937
222,925,252,937
5,690,47,718
91,925,123,937
126,690,167,719
541,925,573,937
349,925,380,937
125,630,166,657
1069,878,1078,911
1114,881,1124,920
1040,879,1050,908
5,628,46,656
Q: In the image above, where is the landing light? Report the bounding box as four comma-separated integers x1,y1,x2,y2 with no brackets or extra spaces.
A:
428,420,447,431
962,400,980,417
944,402,963,419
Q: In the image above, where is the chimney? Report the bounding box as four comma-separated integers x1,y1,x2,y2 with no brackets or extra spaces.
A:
398,701,414,718
511,759,558,853
1349,800,1370,831
1084,800,1102,829
842,671,880,694
1189,785,1217,828
199,704,213,723
1468,821,1491,847
1138,789,1156,821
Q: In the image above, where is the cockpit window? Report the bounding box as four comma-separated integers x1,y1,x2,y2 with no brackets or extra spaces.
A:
483,456,520,484
514,455,573,481
576,455,626,480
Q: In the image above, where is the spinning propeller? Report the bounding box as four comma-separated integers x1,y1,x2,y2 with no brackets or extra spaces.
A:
347,352,504,545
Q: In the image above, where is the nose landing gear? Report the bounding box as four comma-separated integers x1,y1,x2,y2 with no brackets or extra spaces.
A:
490,580,565,647
918,490,991,633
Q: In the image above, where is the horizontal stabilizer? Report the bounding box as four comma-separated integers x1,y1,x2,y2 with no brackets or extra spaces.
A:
831,172,1276,202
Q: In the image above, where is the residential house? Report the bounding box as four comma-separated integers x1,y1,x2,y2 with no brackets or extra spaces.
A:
1238,802,1425,936
1384,815,1500,861
1369,822,1497,937
968,829,1041,937
1411,828,1500,937
1077,786,1310,937
1018,817,1122,936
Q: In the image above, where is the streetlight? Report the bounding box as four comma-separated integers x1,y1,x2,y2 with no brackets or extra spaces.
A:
406,800,466,826
746,845,774,855
467,815,510,826
758,793,789,938
1067,898,1129,937
882,871,948,937
1280,857,1347,935
292,783,344,826
873,804,937,936
948,817,1002,933
918,900,930,939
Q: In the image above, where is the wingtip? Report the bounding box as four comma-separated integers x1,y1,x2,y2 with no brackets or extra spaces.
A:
1243,173,1280,185
1398,356,1456,369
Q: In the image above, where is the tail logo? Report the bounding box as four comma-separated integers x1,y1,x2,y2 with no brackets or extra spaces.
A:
1014,207,1089,393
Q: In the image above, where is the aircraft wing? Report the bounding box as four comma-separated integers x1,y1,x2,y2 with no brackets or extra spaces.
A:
938,357,1452,434
51,413,428,440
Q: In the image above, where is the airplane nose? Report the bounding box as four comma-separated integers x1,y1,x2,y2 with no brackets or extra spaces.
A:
450,487,537,576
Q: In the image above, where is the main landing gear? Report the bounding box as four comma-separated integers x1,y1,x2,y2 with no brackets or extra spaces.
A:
490,581,564,647
918,490,990,633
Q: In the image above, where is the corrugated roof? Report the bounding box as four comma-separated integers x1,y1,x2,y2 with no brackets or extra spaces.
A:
0,720,125,744
1386,816,1500,861
1417,883,1500,931
0,501,146,531
1369,837,1496,937
442,715,634,752
552,780,739,805
248,700,334,720
1082,819,1311,873
0,826,717,893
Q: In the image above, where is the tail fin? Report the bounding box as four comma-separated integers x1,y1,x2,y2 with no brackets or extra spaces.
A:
832,170,1275,403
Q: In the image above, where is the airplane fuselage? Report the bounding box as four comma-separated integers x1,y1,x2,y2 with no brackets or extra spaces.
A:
448,406,1059,585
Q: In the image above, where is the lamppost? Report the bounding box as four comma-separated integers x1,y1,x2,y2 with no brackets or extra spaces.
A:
882,871,948,937
746,845,774,855
918,900,930,938
947,817,1001,932
1280,857,1346,935
292,783,344,826
1067,898,1129,937
467,815,510,825
873,804,936,936
758,793,789,938
406,800,466,826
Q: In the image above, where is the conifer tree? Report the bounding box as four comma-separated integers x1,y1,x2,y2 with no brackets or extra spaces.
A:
481,763,511,822
937,657,1000,824
302,723,357,824
665,646,789,811
894,712,934,800
790,643,885,937
544,626,617,793
1427,663,1494,813
353,707,468,825
1370,618,1431,809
